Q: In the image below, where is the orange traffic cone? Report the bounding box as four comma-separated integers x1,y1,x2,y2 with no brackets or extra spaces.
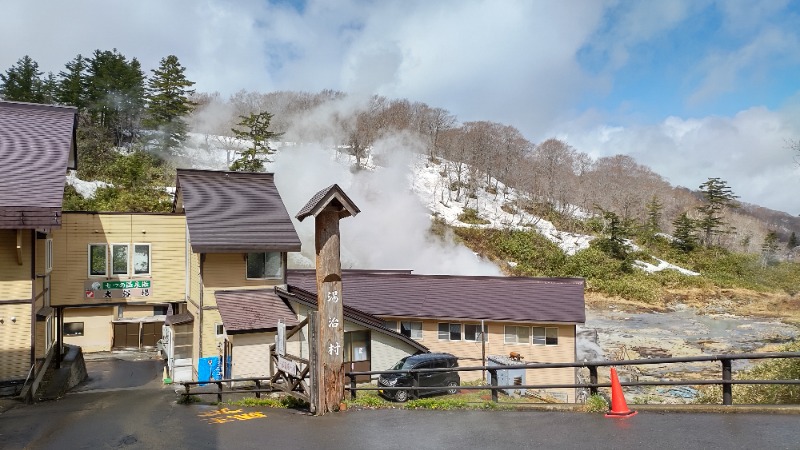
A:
605,367,637,418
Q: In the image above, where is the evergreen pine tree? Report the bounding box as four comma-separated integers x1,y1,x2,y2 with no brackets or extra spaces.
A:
85,49,146,146
144,55,196,152
672,212,698,252
696,177,739,248
0,55,46,102
56,54,88,109
40,72,58,104
229,111,283,172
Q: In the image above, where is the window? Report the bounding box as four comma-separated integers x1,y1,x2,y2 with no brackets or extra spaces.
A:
438,323,462,341
344,330,370,362
117,305,124,319
111,244,129,275
383,320,398,331
400,321,422,340
464,323,488,342
246,252,282,279
89,244,107,276
64,322,84,337
133,244,150,275
533,327,558,346
215,323,225,337
45,238,53,272
153,305,168,316
504,326,530,344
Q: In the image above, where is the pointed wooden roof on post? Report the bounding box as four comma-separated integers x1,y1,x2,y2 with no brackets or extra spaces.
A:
296,184,359,415
295,184,360,222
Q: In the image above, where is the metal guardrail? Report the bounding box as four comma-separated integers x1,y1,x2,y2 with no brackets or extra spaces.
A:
345,352,800,405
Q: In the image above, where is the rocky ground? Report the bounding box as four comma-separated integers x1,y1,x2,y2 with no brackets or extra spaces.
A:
578,291,799,404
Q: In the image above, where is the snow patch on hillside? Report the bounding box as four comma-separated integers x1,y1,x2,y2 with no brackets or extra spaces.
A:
66,170,110,199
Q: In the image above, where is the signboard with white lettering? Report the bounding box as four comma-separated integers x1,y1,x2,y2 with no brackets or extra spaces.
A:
84,279,154,299
277,356,297,377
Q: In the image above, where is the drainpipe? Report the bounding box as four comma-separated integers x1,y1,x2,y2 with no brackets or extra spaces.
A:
30,230,36,372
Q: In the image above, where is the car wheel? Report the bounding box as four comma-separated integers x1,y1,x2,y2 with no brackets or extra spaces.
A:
446,381,459,395
395,389,409,402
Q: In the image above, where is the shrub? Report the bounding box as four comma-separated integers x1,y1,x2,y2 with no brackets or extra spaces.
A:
583,394,608,413
457,208,490,225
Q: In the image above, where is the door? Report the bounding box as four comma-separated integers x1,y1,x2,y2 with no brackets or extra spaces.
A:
113,323,141,349
141,322,163,347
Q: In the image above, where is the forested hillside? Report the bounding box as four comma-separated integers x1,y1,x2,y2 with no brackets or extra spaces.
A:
2,51,799,308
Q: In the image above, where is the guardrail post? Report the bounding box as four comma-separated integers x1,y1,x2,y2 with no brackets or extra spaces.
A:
412,371,419,400
350,375,357,401
721,359,732,406
589,366,598,396
255,380,261,399
488,369,498,403
216,382,223,403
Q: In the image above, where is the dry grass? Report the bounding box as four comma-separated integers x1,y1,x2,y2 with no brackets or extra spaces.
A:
587,288,800,324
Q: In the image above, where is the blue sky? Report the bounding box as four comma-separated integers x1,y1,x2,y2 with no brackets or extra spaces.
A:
1,0,799,213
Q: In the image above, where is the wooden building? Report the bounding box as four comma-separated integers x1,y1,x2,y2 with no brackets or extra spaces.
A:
0,101,78,386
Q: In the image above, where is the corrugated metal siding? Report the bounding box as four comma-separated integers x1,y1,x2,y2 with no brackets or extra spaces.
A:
230,333,273,379
0,303,31,381
50,213,186,307
176,169,301,253
0,229,32,300
201,253,284,308
62,307,114,353
200,309,223,357
0,101,77,228
288,270,586,324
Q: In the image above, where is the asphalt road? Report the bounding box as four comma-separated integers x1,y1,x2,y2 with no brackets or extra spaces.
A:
1,356,798,450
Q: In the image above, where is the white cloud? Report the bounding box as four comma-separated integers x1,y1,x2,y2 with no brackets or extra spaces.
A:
562,103,800,214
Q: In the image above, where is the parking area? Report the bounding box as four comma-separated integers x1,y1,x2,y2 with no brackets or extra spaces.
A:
75,350,165,393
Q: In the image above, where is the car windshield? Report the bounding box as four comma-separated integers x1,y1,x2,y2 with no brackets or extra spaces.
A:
390,357,414,370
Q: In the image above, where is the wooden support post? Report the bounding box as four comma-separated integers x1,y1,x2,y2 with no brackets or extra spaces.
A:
255,380,261,399
315,209,344,414
589,366,598,396
296,184,360,416
350,375,356,401
489,369,498,403
722,359,733,406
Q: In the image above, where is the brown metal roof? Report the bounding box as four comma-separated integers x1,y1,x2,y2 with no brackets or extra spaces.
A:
296,184,361,222
215,289,300,333
0,101,78,229
287,270,586,324
175,169,301,253
165,312,194,326
276,285,428,353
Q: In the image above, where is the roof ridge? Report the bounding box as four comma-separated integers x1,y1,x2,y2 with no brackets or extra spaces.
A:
0,100,78,113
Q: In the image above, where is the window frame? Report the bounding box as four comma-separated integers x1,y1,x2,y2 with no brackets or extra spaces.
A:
464,323,488,342
45,238,53,273
533,326,559,346
64,322,85,337
132,243,151,276
438,322,462,341
245,252,284,280
110,243,130,276
215,323,225,337
88,243,108,277
504,325,530,344
400,321,423,340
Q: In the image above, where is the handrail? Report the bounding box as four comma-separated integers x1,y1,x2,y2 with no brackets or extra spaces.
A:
344,351,800,405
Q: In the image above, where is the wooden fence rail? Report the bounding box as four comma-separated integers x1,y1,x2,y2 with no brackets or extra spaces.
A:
345,351,800,405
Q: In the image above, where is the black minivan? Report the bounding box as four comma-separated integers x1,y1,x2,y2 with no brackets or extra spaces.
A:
378,353,460,402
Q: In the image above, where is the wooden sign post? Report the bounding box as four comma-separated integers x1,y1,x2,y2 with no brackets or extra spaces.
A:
296,185,360,415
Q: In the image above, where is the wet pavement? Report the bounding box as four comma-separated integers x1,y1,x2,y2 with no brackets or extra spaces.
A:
74,350,164,393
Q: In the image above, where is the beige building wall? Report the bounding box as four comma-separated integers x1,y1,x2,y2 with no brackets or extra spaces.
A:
63,307,115,353
230,332,273,379
0,303,32,380
0,229,32,301
392,319,577,401
50,213,186,307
